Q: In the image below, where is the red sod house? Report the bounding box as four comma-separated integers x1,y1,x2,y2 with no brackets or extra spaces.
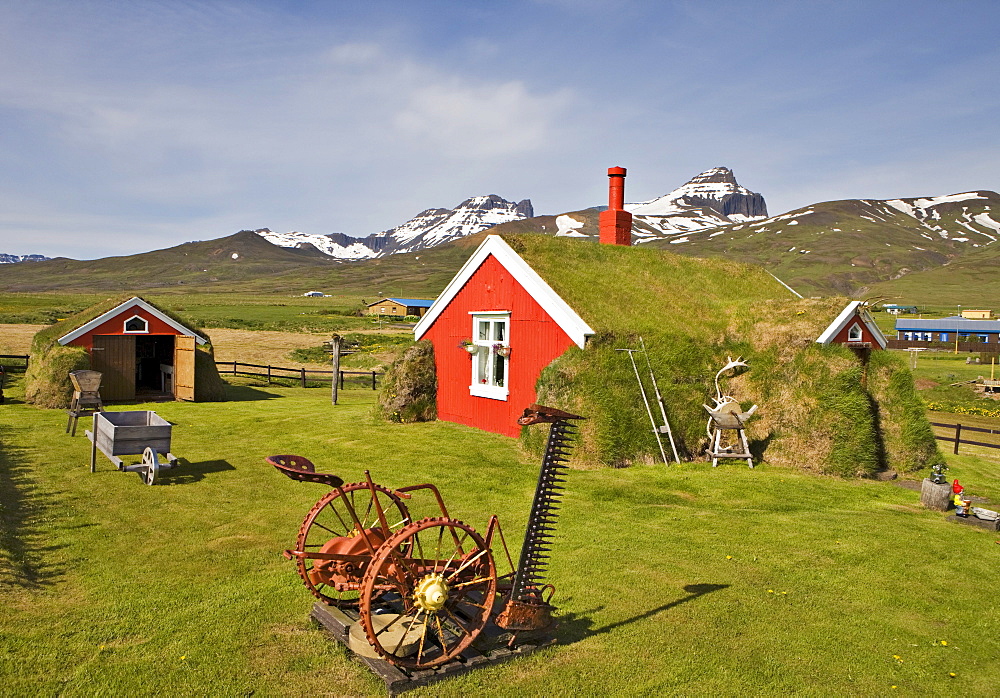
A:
57,296,207,401
414,167,633,437
414,235,597,436
815,301,888,349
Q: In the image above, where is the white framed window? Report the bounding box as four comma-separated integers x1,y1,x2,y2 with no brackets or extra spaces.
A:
469,312,510,400
123,315,149,333
847,323,863,342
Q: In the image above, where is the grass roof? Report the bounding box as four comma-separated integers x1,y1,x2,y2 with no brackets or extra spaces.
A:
496,235,942,477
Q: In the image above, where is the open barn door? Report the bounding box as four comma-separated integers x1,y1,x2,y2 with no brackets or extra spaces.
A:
174,335,196,401
91,335,136,400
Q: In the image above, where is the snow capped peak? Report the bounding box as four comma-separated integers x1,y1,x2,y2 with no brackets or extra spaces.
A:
626,167,768,220
257,195,532,261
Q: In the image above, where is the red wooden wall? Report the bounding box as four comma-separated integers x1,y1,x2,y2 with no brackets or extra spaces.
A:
423,255,576,437
65,307,185,350
829,313,882,347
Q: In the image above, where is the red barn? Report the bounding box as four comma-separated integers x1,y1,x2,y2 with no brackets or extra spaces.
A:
56,296,207,401
815,301,887,349
414,235,596,437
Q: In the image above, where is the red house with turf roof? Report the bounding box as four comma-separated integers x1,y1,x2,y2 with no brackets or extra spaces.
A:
815,300,888,349
413,167,632,437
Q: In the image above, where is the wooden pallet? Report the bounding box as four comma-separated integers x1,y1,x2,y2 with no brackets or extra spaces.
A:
310,602,555,695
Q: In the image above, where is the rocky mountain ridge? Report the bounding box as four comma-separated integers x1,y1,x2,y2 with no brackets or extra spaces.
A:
257,194,532,261
0,253,50,264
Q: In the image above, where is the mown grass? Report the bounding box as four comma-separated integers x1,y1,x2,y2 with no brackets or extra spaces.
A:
1,375,998,695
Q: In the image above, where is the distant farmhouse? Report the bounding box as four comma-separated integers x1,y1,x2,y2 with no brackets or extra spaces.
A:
366,297,435,318
896,314,1000,344
882,303,918,315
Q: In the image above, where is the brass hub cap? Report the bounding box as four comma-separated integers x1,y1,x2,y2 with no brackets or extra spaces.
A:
413,573,449,612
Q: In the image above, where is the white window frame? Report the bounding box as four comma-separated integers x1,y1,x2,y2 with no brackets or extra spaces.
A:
469,312,510,400
123,315,149,334
847,323,863,342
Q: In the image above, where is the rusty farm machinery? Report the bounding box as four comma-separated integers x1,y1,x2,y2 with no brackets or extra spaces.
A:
268,404,581,673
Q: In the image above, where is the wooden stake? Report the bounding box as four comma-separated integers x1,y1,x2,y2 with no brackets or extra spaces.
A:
330,334,341,405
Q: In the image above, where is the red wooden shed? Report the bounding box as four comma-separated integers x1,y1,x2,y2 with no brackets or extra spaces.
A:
56,296,207,401
414,235,595,437
815,301,887,349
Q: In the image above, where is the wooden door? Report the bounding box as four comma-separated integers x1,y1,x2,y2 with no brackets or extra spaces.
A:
91,335,136,400
174,335,196,401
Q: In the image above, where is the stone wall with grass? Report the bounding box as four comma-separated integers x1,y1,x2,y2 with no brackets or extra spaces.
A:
376,340,437,423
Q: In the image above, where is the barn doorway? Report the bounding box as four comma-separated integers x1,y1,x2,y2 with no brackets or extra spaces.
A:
90,334,195,401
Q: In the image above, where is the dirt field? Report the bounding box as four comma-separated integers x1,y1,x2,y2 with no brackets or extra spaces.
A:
0,324,46,354
205,328,330,367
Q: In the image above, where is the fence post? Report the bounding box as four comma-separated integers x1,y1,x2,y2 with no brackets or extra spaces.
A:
954,423,962,455
340,370,344,390
372,370,377,391
233,360,237,375
330,334,341,406
300,368,307,388
267,365,271,385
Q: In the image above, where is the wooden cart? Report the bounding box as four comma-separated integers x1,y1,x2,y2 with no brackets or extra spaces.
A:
86,411,178,485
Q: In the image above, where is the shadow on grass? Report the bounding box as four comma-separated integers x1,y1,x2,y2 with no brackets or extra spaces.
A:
224,385,285,402
0,425,63,589
156,459,236,485
557,583,729,643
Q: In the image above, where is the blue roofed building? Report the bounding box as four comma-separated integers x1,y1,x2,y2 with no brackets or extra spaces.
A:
895,316,1000,344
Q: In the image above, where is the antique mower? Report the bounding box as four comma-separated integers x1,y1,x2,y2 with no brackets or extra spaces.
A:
268,404,581,670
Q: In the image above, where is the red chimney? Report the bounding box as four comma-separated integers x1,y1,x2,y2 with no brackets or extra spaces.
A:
599,166,632,245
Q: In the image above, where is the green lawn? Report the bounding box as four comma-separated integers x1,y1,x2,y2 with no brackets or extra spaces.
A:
1,375,998,695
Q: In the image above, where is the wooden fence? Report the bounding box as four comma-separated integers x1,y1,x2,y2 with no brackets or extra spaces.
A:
930,421,1000,455
215,361,381,390
0,354,29,371
886,339,1000,354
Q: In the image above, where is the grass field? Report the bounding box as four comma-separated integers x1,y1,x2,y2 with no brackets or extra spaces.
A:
1,372,999,696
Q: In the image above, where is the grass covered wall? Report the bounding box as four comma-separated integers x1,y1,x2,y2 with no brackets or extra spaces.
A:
507,235,942,477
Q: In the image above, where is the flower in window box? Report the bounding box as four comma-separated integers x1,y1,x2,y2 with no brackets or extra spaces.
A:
459,340,479,354
492,343,511,357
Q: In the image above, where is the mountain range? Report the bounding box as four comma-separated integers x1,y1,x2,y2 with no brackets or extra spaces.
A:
2,167,999,305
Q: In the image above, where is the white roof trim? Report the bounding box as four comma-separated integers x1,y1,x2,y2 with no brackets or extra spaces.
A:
414,235,595,348
816,301,887,349
57,297,207,346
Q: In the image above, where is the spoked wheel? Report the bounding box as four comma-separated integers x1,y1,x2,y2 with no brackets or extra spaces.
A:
141,447,160,486
296,483,411,607
358,517,497,669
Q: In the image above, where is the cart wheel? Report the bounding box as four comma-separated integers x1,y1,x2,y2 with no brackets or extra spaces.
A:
141,447,160,486
296,483,411,607
358,517,497,669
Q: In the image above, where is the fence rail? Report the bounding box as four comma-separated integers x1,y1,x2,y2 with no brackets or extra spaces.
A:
215,361,381,390
930,421,1000,455
0,354,29,371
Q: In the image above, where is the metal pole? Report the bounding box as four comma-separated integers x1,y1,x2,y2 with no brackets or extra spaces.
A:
639,337,680,463
617,348,669,466
330,334,341,405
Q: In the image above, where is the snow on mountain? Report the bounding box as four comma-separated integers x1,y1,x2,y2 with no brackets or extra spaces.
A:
0,253,50,264
257,194,532,261
626,167,768,219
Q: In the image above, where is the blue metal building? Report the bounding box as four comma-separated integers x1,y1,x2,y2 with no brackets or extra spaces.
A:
894,316,1000,343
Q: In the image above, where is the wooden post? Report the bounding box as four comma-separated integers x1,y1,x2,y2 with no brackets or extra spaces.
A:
267,365,271,385
954,423,962,454
330,334,341,405
371,370,377,391
340,370,344,390
300,368,306,388
233,360,237,375
90,415,98,473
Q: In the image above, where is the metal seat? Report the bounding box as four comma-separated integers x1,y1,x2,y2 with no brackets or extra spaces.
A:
265,455,344,488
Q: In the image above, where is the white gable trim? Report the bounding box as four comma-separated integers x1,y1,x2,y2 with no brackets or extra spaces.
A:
57,297,207,346
816,301,887,349
414,235,595,348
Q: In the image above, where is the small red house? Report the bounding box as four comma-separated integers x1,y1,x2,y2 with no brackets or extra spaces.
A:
815,301,887,349
414,235,595,437
57,296,207,401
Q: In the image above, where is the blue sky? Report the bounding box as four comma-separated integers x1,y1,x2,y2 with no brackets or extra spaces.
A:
1,0,998,259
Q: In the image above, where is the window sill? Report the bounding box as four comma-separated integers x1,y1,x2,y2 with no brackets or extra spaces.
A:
469,384,509,401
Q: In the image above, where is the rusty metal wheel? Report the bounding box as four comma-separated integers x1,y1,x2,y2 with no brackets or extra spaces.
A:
296,483,411,607
358,517,497,669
